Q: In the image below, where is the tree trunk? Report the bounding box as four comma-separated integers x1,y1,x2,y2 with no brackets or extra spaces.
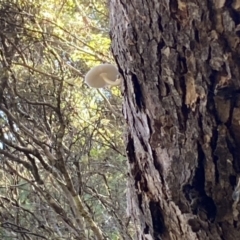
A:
110,0,240,239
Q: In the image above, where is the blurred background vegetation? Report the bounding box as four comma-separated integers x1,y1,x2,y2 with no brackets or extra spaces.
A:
0,0,132,239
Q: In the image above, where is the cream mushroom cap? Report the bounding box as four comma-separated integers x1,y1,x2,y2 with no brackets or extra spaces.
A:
85,64,119,88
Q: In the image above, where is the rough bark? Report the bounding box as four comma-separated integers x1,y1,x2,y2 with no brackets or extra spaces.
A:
110,0,240,239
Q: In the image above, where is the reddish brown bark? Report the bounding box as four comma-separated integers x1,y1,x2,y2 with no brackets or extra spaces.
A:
110,0,240,239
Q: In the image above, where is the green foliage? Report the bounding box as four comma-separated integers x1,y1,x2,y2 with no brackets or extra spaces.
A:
0,0,133,239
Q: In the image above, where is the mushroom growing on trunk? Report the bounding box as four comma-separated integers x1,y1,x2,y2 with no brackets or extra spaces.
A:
85,64,121,88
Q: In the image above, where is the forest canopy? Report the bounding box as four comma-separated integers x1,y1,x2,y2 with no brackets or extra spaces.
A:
0,0,131,239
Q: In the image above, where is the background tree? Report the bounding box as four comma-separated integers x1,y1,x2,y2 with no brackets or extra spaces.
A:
110,0,240,239
0,1,133,239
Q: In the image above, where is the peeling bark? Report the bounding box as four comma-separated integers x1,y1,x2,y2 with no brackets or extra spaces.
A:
110,0,240,239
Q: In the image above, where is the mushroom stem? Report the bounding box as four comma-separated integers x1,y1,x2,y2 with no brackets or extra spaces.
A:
100,73,121,86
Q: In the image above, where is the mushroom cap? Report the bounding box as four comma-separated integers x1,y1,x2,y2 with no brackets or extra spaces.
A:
85,64,118,88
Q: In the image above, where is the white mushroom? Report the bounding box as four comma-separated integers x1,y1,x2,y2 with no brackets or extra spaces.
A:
85,64,121,88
